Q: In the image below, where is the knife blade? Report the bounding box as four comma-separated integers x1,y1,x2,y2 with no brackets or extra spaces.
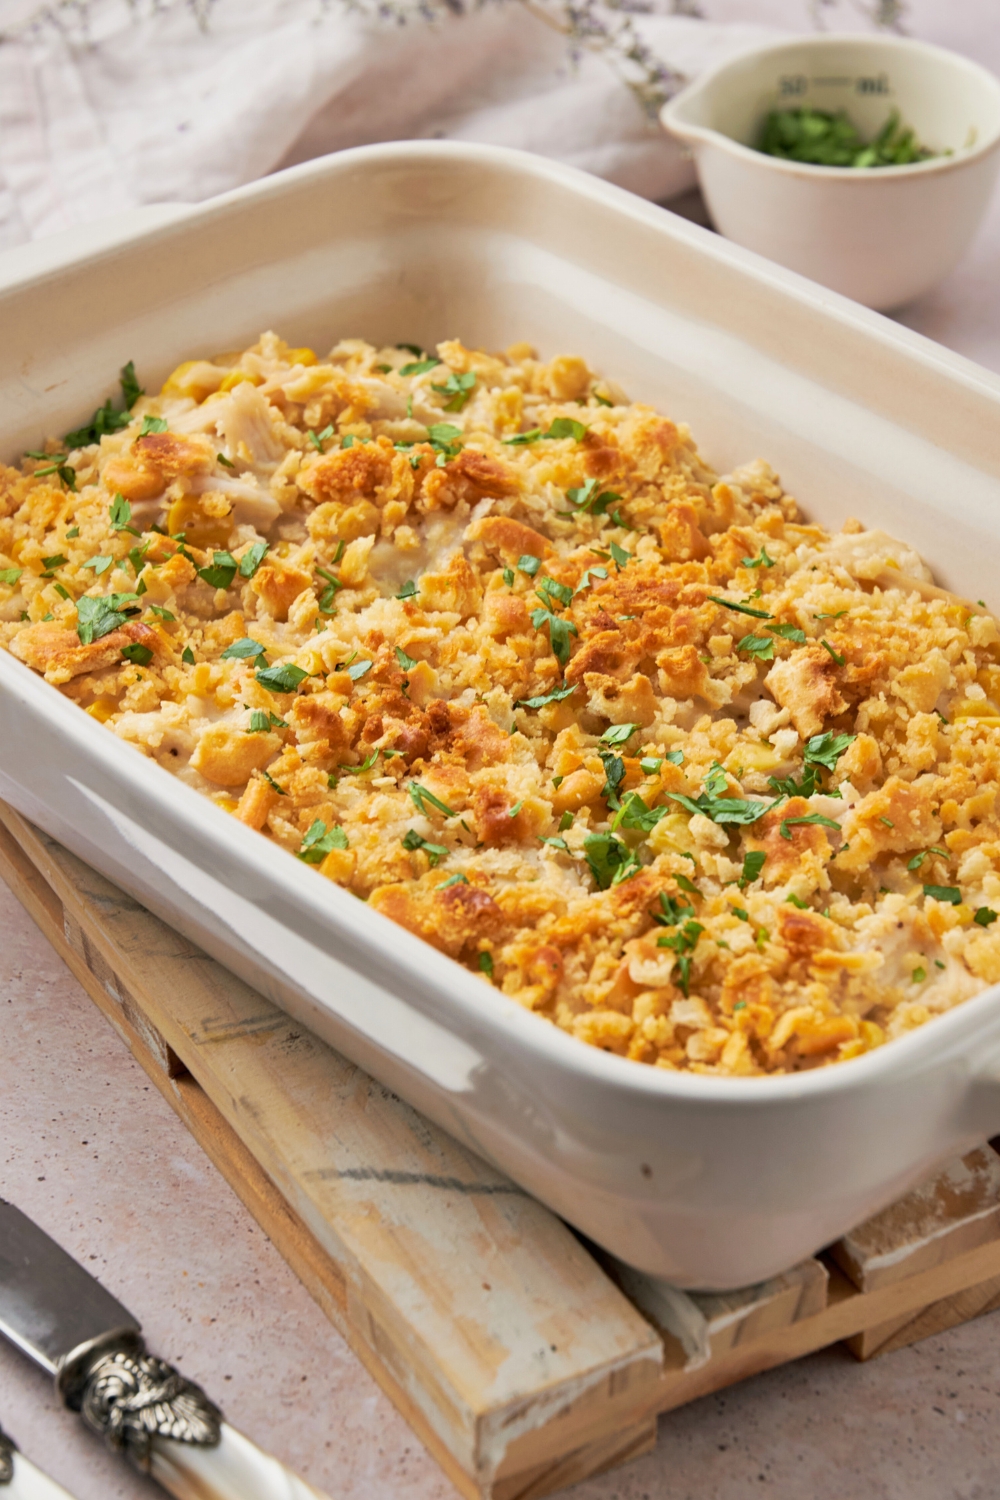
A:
0,1200,331,1499
0,1420,79,1498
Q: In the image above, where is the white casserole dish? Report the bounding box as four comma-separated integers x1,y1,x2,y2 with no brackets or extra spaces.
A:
4,142,1000,1291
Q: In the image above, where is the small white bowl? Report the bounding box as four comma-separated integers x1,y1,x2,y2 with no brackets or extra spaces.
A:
661,35,1000,310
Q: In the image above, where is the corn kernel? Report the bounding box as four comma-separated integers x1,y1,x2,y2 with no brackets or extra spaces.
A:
166,495,233,550
160,359,226,402
219,369,262,393
286,347,317,367
85,698,118,723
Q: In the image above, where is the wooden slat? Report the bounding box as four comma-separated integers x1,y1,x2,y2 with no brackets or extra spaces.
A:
0,806,661,1500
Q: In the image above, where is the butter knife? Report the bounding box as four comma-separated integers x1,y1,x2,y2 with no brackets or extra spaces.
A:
0,1199,330,1498
1,1422,79,1498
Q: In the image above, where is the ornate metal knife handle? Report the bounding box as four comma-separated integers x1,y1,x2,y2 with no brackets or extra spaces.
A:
58,1330,221,1472
0,1424,15,1485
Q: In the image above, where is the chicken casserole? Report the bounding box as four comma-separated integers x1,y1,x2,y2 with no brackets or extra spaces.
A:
4,333,1000,1076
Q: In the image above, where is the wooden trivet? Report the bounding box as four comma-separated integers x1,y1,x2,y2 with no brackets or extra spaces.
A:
3,802,1000,1499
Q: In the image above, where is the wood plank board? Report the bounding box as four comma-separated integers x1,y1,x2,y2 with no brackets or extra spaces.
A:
5,801,1000,1496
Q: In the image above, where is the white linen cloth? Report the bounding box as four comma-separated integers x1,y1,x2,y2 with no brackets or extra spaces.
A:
0,0,778,248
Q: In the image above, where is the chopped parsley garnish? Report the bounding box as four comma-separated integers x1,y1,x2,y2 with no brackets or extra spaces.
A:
120,360,143,410
708,596,774,619
502,567,515,587
346,659,372,681
238,541,269,579
974,907,998,927
504,429,544,446
508,801,523,818
256,662,308,693
307,424,335,450
396,646,417,670
665,749,684,766
535,575,574,608
29,455,77,490
530,607,578,666
742,547,774,569
912,966,927,984
64,362,140,447
539,836,570,852
601,722,639,747
814,610,847,621
518,554,541,576
516,683,576,709
907,847,949,870
298,820,349,864
139,415,168,436
396,579,418,600
667,765,767,826
399,358,441,376
732,906,750,921
652,891,696,927
432,371,476,411
478,952,494,978
779,812,841,841
409,781,456,818
82,555,114,576
221,637,267,661
109,494,135,532
583,832,641,889
261,769,287,796
426,423,463,459
120,642,153,666
75,595,139,645
656,919,704,996
217,453,235,469
738,633,775,661
181,646,196,665
145,604,174,621
786,893,809,909
248,710,271,732
558,811,574,832
544,417,587,441
759,106,937,169
65,527,79,539
740,850,767,888
562,478,627,526
821,640,845,666
53,583,71,601
574,565,608,595
599,751,626,806
402,829,448,866
611,793,667,834
923,884,962,905
338,749,379,776
0,567,24,586
803,731,856,771
197,550,238,590
438,873,469,888
609,541,630,571
769,623,807,644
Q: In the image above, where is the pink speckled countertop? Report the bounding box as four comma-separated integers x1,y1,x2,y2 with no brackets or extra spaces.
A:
5,2,1000,1491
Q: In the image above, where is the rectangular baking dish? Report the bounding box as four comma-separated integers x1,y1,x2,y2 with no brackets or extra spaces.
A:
4,141,1000,1291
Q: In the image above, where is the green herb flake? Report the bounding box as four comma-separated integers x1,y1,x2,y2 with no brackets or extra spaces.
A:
742,547,775,569
181,646,196,665
409,782,457,818
347,659,372,681
438,873,469,888
221,637,267,661
740,850,767,887
558,811,574,832
431,371,476,412
759,107,938,170
145,604,174,621
197,550,238,590
821,639,846,666
238,541,269,579
923,884,962,905
503,429,543,446
708,596,774,619
478,952,494,978
543,417,587,441
516,683,576,710
139,415,168,436
601,722,639,747
248,710,271,733
803,731,856,771
400,358,441,376
738,633,775,661
535,575,574,608
502,567,515,587
974,907,998,927
530,607,578,667
217,452,235,469
120,360,143,410
402,829,448,867
0,568,23,586
779,812,841,841
261,769,287,796
120,642,153,667
298,819,349,864
640,756,663,775
814,610,848,621
583,832,641,890
396,579,418,600
609,541,631,571
395,645,417,671
912,966,927,984
518,554,542,577
83,555,114,576
255,662,309,694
